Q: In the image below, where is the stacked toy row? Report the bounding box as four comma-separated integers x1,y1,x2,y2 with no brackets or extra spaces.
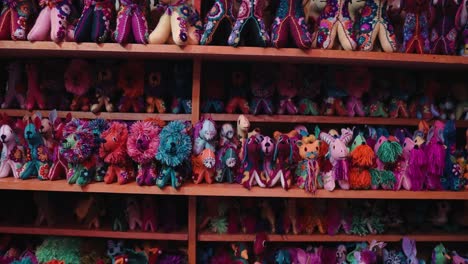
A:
0,59,193,114
0,0,467,56
199,236,466,264
0,236,186,264
198,198,467,236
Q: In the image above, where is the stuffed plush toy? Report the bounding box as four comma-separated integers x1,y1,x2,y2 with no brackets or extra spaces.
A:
240,134,267,189
298,66,321,115
349,133,374,189
201,64,225,113
142,196,158,232
429,0,460,54
260,135,274,186
425,120,445,190
64,59,92,112
225,67,249,114
456,0,468,55
323,67,348,116
127,119,164,186
27,0,74,42
193,117,217,155
126,197,142,230
219,123,237,148
113,0,148,44
145,63,167,113
295,134,321,193
1,61,26,109
33,192,55,227
228,0,270,46
200,0,235,45
250,65,275,115
91,61,118,114
171,62,192,114
327,200,352,235
270,0,312,48
99,121,135,184
0,114,23,178
346,67,370,117
400,0,430,53
192,148,216,184
118,61,144,113
297,199,327,234
277,64,299,115
75,195,105,229
269,133,294,190
155,120,192,189
74,0,114,43
371,135,401,190
216,144,239,183
25,62,45,111
442,120,462,190
0,0,35,40
46,111,72,181
356,0,398,52
148,0,202,45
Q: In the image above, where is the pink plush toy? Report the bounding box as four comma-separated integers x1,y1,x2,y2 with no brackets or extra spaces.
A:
64,59,92,112
425,120,446,190
127,119,163,186
268,133,294,190
277,64,299,115
113,0,148,44
126,197,142,230
400,133,427,191
1,61,26,109
429,0,460,54
320,129,353,190
46,111,72,181
141,196,158,232
27,0,74,42
0,0,35,40
25,62,45,111
0,114,23,178
260,135,275,183
346,67,370,117
240,134,267,189
327,200,352,235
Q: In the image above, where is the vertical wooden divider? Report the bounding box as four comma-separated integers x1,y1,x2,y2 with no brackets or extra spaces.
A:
191,58,201,124
188,196,197,264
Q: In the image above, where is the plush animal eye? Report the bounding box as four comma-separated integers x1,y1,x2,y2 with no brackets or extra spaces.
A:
262,241,266,247
403,142,406,147
304,147,308,152
333,145,335,149
113,137,117,142
316,146,319,150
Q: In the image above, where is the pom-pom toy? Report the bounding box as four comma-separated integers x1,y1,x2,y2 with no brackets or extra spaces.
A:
250,65,275,115
155,120,192,189
456,0,468,56
0,113,23,178
0,0,35,40
371,135,401,190
425,120,446,190
91,61,118,114
145,63,167,113
148,0,202,45
64,59,92,112
349,133,374,189
200,0,235,45
75,195,104,229
118,61,144,113
27,0,74,42
240,134,267,189
25,62,45,111
113,0,148,44
401,0,430,53
429,0,460,54
228,0,270,47
127,119,164,186
277,64,299,115
226,68,250,114
171,62,192,114
74,0,114,43
270,0,312,48
1,61,26,109
36,237,81,264
99,121,135,184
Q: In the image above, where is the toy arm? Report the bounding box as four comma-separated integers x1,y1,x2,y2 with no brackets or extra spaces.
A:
456,0,468,29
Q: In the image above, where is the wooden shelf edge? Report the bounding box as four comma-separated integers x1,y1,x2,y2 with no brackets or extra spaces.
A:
198,233,468,242
0,179,467,200
0,226,188,240
0,41,467,68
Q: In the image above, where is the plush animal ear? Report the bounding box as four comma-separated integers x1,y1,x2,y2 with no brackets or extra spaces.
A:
34,116,42,129
49,109,58,125
273,131,282,141
320,132,334,145
340,129,353,145
65,113,72,123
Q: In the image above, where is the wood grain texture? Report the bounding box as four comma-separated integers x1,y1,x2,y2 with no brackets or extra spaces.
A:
188,196,197,264
0,41,467,68
191,59,201,124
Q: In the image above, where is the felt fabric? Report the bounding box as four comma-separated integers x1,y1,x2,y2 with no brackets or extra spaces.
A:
25,62,45,111
19,121,50,180
148,0,202,45
456,0,467,55
0,0,34,40
269,134,293,190
228,0,270,47
27,0,74,42
74,0,114,43
192,149,216,184
271,0,312,48
429,0,459,54
114,0,148,44
357,0,398,52
200,0,235,45
240,135,267,189
313,0,357,50
401,0,430,53
215,145,239,183
1,61,25,109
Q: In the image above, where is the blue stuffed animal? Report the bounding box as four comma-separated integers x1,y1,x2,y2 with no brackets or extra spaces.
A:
19,116,50,180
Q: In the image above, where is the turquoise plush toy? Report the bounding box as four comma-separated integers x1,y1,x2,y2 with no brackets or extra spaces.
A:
19,116,50,180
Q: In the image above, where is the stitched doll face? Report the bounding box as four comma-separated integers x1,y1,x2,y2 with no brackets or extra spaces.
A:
136,134,151,151
200,119,217,141
222,147,237,168
261,136,274,157
101,122,128,153
336,245,347,263
201,149,216,168
221,124,235,140
275,134,291,158
40,118,53,138
237,115,250,133
0,124,14,144
24,123,42,145
148,72,161,87
297,140,320,160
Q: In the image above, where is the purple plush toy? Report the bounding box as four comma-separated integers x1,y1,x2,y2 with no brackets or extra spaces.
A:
113,0,148,44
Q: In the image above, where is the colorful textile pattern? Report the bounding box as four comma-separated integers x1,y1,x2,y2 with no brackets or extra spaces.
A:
455,0,467,55
27,0,73,42
113,0,148,44
0,0,35,40
74,0,114,43
200,0,235,45
430,0,459,54
270,0,312,48
228,0,270,47
401,0,430,53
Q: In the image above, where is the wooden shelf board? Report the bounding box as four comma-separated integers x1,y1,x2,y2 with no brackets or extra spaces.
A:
0,226,188,240
0,41,467,68
198,233,468,242
0,178,466,200
0,109,190,121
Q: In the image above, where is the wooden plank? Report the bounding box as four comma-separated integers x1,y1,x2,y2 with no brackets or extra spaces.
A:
191,59,201,124
0,226,188,240
0,179,466,200
198,233,468,242
188,196,197,264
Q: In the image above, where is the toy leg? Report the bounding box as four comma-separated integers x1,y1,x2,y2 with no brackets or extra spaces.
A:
226,97,249,114
136,166,147,186
76,167,92,186
241,171,253,189
0,161,11,178
290,17,312,49
67,165,78,184
50,4,69,42
337,20,357,50
156,167,170,188
131,97,144,113
0,9,12,40
10,161,22,179
298,99,318,115
91,5,111,42
37,162,50,180
91,98,105,114
334,98,347,116
278,99,288,115
338,179,349,190
378,23,397,52
19,162,36,180
358,26,377,51
131,9,148,44
114,9,132,44
171,11,199,45
346,98,357,117
119,97,132,112
104,166,116,184
171,169,183,189
148,14,171,44
271,18,289,48
146,97,155,113
314,19,335,49
95,159,107,182
74,4,93,42
48,160,66,181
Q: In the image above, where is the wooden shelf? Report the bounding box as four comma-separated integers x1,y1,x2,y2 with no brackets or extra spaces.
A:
198,233,468,242
0,109,190,121
0,41,467,68
0,225,187,240
0,179,466,200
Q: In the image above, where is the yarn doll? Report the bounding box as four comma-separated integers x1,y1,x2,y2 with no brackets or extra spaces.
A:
200,0,236,45
99,121,135,184
192,148,216,184
356,0,398,52
113,0,148,44
349,132,374,189
0,0,35,40
216,143,239,183
268,133,294,190
1,61,26,109
127,119,164,186
429,0,460,54
371,135,401,190
320,128,353,190
270,0,312,48
323,67,348,116
346,67,370,117
400,0,430,53
201,64,225,113
148,0,202,45
225,66,250,114
250,65,275,115
260,135,274,186
118,61,144,113
145,63,167,113
298,66,321,115
312,0,359,50
240,134,267,189
64,59,92,112
295,134,321,193
171,62,192,114
228,0,270,46
141,196,158,232
74,0,114,43
425,120,446,190
388,72,412,118
193,117,217,155
0,115,23,178
155,120,192,189
47,112,71,181
277,64,299,115
126,197,142,230
91,61,118,114
25,62,45,111
456,0,467,55
27,0,75,42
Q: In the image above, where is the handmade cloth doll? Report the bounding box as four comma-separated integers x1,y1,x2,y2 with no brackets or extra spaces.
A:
298,66,321,115
89,118,108,182
240,134,267,189
320,129,353,190
0,116,23,178
425,120,445,190
145,63,167,113
225,67,249,114
1,61,26,109
171,62,192,114
312,0,359,50
74,0,114,43
118,61,144,113
148,0,202,45
327,200,352,235
193,117,217,155
401,0,430,53
64,59,92,112
113,0,148,44
268,133,294,190
260,135,274,186
46,111,72,181
399,134,423,191
456,0,468,55
323,67,348,116
346,67,370,117
0,0,35,40
371,136,401,190
297,199,327,233
19,116,50,180
200,0,236,45
155,120,192,189
27,0,74,42
270,0,312,48
356,0,398,52
250,65,275,115
201,64,225,113
228,0,270,46
25,62,45,111
91,61,118,114
216,144,239,183
388,72,411,118
277,64,299,115
429,0,460,54
349,133,374,189
127,120,163,186
192,148,216,184
295,135,321,193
